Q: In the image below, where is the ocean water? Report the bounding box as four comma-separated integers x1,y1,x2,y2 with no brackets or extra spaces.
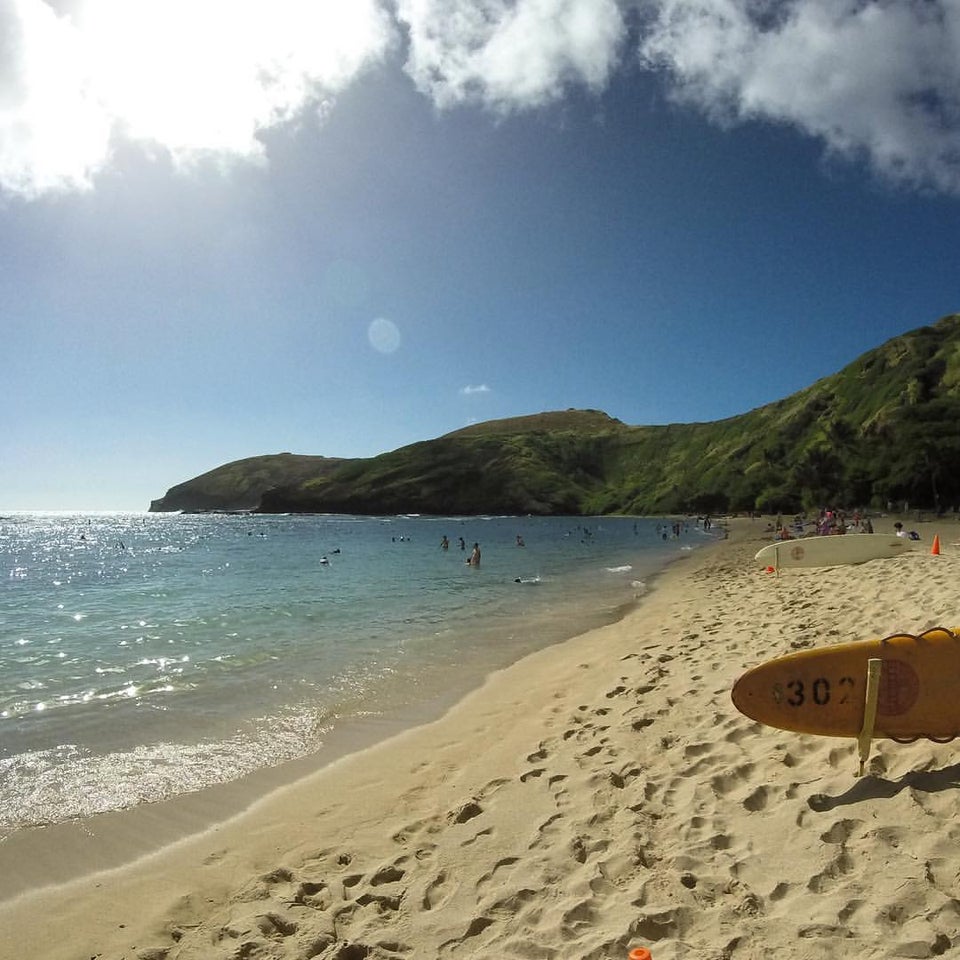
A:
1,512,714,832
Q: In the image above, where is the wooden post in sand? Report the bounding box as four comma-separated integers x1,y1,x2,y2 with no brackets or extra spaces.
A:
857,658,883,776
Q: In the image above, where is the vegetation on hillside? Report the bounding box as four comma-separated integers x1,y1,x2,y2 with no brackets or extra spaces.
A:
149,315,960,516
149,454,345,512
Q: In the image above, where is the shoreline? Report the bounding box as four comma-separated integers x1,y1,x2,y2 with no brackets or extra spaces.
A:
0,522,709,903
7,516,960,959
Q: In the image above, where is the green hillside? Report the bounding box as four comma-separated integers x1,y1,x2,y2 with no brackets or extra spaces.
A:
149,314,960,515
149,454,345,512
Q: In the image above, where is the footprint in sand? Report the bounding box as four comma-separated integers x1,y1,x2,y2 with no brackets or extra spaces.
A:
342,873,364,894
461,827,493,847
478,777,510,798
256,912,299,939
807,848,854,893
293,880,329,907
609,765,641,789
423,870,452,910
370,862,406,886
710,762,755,796
632,904,694,942
438,915,495,952
533,813,564,845
448,800,484,825
476,856,520,893
768,881,792,902
742,785,769,812
838,898,865,922
683,755,721,777
820,819,862,845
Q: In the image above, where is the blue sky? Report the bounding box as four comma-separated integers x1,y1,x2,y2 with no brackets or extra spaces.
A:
2,0,959,511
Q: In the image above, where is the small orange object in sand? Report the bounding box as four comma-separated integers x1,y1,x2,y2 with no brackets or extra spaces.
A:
932,534,941,555
628,949,652,960
765,565,775,573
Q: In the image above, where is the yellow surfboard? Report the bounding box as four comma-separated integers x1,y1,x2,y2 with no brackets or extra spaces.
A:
732,627,960,742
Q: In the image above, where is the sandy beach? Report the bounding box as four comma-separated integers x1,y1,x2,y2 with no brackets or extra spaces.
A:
4,517,960,960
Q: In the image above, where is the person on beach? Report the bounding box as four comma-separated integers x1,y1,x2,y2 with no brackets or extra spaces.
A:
467,543,481,566
895,522,906,537
440,535,449,550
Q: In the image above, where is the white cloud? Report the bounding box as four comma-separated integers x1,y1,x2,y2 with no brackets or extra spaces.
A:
0,0,394,197
460,383,491,395
397,0,626,111
2,0,960,199
396,0,960,191
639,0,960,193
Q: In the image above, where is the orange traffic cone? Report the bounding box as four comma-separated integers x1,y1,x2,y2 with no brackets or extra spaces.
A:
932,534,941,556
628,950,652,960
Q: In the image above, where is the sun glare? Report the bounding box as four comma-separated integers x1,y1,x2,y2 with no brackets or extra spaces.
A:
1,0,112,193
368,317,401,354
4,0,393,189
75,0,393,159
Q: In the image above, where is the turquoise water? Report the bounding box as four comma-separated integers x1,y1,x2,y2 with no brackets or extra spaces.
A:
0,512,714,830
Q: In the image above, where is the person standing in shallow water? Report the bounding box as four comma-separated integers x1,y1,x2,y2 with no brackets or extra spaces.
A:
468,542,481,566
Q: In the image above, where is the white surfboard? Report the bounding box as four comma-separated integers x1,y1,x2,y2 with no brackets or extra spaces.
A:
755,533,915,569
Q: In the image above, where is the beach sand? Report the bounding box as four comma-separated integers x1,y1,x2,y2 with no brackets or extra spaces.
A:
4,518,960,960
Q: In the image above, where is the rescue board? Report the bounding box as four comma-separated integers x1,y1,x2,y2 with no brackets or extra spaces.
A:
733,627,960,742
755,533,914,569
